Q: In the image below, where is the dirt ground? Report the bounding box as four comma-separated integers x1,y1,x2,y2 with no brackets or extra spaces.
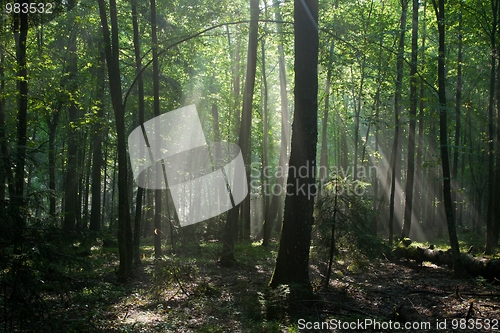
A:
12,243,500,332
316,259,500,332
86,248,500,332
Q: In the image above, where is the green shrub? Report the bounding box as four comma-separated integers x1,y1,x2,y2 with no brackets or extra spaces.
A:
314,176,389,264
147,255,198,298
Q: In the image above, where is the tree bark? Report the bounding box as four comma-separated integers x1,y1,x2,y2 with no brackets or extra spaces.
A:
414,0,427,232
401,0,418,239
131,0,145,264
89,37,106,232
98,0,133,282
270,0,318,293
62,5,80,231
394,245,500,279
0,34,6,213
432,0,466,277
452,9,463,227
261,38,271,247
239,0,259,240
150,0,162,259
220,0,259,265
11,2,29,250
319,42,333,197
493,0,500,252
268,0,290,234
389,0,407,245
486,0,499,254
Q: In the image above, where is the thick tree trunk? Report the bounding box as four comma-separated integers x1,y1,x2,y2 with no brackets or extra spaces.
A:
270,0,318,292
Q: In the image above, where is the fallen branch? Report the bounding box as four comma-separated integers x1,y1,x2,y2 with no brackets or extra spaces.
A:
393,246,500,279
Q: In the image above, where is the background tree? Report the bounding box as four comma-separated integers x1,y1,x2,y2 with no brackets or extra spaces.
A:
150,0,162,259
432,0,466,277
220,0,259,265
401,0,419,239
98,0,133,282
62,0,80,231
131,0,145,264
12,0,29,250
388,0,407,245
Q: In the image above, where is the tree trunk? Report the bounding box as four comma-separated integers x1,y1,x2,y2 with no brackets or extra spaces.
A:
0,15,15,222
401,0,418,239
319,42,333,196
150,0,162,259
372,22,384,231
81,135,91,230
89,40,106,232
0,37,6,212
131,0,145,264
220,0,259,265
486,0,499,254
394,245,500,279
98,0,133,282
389,0,407,245
414,0,427,232
352,61,365,181
269,0,290,234
11,4,29,250
230,34,241,136
261,39,271,247
240,0,259,240
270,0,318,293
452,9,463,227
493,0,500,251
47,110,59,218
432,0,466,277
62,5,80,231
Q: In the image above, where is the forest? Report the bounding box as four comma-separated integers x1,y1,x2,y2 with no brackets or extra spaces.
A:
1,0,500,331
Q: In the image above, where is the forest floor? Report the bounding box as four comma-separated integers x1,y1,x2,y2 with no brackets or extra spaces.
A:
6,238,500,333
